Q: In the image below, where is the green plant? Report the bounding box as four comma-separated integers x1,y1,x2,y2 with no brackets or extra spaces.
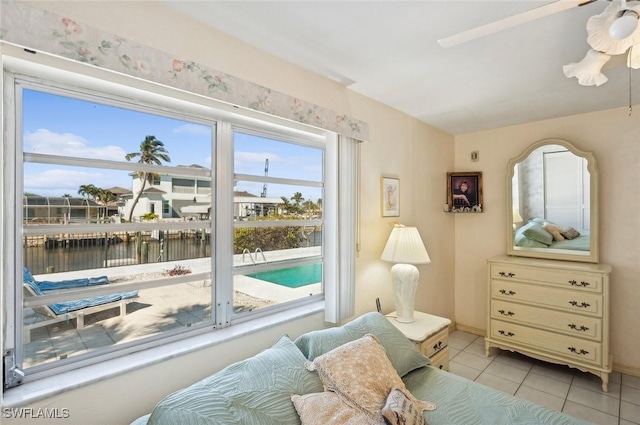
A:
141,212,159,221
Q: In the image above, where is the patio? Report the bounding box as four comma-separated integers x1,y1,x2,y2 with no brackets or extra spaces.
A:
22,248,321,369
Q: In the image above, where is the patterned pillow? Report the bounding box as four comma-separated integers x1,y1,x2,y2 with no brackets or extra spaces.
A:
521,221,553,245
381,388,427,425
294,312,430,377
542,222,565,242
306,334,434,422
291,392,377,425
561,227,581,240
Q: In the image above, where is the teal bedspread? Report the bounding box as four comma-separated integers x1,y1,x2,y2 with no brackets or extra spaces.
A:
404,366,593,425
550,232,590,251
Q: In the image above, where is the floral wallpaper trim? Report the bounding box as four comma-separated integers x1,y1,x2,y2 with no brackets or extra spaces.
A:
0,2,369,141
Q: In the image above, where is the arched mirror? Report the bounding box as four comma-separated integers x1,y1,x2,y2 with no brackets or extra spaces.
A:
506,139,599,263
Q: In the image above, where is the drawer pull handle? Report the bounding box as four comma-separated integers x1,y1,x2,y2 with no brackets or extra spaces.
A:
568,324,590,332
499,289,516,296
433,341,443,350
498,330,515,337
499,272,516,277
569,280,591,287
498,309,515,316
569,300,591,308
568,347,589,355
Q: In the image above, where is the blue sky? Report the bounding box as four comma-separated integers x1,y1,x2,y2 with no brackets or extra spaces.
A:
23,89,323,201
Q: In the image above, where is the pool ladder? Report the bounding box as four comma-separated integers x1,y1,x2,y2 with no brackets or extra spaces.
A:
242,248,267,264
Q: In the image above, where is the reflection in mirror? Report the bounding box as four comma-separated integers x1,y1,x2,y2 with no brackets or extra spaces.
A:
506,139,599,263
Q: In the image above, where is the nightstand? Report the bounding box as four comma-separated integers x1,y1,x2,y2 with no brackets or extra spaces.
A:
386,311,451,371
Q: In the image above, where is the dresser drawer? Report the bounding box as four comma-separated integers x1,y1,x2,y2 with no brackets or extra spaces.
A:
491,300,602,341
490,320,602,366
491,281,603,316
417,328,448,358
430,347,449,371
490,264,602,293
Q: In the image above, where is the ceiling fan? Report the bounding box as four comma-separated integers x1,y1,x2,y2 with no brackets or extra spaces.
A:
438,0,640,87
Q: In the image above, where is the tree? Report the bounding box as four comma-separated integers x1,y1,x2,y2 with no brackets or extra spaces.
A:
290,192,304,214
96,189,116,205
280,196,292,214
125,135,171,222
78,184,98,200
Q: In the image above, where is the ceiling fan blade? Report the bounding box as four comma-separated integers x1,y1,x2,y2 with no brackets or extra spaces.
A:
437,0,594,48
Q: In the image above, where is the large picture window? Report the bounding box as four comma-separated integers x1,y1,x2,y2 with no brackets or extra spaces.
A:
1,59,350,388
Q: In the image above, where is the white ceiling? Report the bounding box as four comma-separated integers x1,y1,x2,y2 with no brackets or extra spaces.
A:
165,1,640,135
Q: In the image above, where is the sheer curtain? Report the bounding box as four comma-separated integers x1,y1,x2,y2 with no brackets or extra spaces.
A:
324,135,360,323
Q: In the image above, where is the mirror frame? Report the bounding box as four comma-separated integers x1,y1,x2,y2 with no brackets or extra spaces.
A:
506,138,599,263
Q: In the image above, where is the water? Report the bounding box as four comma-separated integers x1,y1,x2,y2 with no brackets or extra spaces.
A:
24,229,322,275
246,263,322,288
24,239,211,275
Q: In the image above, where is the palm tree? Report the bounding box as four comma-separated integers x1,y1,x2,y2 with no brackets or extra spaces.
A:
280,196,292,214
125,135,171,222
78,184,98,200
291,192,304,213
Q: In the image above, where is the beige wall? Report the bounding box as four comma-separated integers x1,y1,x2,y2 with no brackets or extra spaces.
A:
454,108,640,373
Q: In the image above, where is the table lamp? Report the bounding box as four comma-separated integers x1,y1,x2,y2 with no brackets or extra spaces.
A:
513,207,523,230
381,224,431,323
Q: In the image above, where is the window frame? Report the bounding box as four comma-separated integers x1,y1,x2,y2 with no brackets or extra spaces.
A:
2,52,344,387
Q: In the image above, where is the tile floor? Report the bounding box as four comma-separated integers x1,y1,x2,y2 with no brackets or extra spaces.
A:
447,330,640,425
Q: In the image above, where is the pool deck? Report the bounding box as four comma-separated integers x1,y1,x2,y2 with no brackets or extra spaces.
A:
22,246,321,368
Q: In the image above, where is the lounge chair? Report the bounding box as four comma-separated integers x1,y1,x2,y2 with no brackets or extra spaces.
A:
23,267,110,291
23,276,138,343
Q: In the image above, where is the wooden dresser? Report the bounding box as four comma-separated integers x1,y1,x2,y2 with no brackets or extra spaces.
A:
485,255,612,391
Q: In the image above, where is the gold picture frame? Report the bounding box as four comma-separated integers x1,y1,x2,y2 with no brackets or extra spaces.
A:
447,172,483,213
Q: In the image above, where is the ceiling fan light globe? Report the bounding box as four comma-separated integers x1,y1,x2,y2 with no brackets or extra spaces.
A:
608,13,639,40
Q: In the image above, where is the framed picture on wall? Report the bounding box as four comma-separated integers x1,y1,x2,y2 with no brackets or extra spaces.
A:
447,172,483,212
381,176,400,217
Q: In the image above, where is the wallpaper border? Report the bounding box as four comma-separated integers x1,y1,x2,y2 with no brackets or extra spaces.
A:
0,2,369,141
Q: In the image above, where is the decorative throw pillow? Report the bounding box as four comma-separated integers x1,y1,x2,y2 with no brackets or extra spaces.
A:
542,222,565,242
514,230,549,248
306,334,434,422
294,312,430,377
291,392,379,425
381,388,427,425
520,221,553,245
561,227,581,240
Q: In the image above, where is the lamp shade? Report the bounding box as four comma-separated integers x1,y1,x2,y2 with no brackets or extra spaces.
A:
563,49,611,87
512,207,523,223
381,225,431,264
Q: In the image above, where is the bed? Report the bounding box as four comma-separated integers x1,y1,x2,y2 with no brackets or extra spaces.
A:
131,312,593,425
514,220,590,251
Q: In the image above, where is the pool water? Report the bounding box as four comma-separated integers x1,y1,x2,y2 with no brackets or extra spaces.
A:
247,263,322,288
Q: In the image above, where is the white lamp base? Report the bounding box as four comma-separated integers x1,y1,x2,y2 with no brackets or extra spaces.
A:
390,263,420,323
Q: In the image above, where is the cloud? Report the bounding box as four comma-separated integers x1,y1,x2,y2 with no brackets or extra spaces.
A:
24,129,127,161
234,152,282,174
24,168,111,194
174,124,211,136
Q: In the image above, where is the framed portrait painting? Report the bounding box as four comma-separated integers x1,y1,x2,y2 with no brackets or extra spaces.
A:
447,172,483,212
381,176,400,217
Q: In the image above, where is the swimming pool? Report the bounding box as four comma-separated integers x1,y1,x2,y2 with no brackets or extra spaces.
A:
246,263,322,288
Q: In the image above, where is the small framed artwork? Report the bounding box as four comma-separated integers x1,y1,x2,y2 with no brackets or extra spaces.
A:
447,172,483,212
381,176,400,217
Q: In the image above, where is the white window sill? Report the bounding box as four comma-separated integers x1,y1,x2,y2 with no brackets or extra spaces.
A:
3,301,324,408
